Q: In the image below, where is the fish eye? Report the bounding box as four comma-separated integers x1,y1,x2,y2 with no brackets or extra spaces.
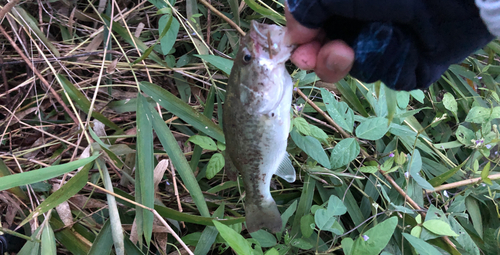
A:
243,54,252,63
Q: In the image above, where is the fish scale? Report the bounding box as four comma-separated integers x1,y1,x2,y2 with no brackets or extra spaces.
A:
223,21,296,233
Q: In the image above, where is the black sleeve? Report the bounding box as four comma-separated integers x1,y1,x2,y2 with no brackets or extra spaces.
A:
287,0,495,91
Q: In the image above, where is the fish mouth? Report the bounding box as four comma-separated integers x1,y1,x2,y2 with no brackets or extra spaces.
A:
249,20,290,62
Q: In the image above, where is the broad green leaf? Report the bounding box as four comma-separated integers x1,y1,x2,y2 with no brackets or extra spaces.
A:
481,161,493,185
51,217,91,254
291,130,331,168
327,195,347,216
449,216,480,255
465,106,491,123
359,166,378,174
407,150,434,191
206,153,225,179
402,233,441,255
309,125,329,144
213,220,253,255
0,154,98,191
410,89,425,103
330,138,360,169
422,220,459,237
456,125,475,145
443,92,458,115
321,88,354,133
264,248,279,255
389,123,418,137
250,230,277,248
355,117,389,140
314,208,337,232
290,238,314,250
397,91,410,109
293,117,311,136
465,197,483,238
350,217,398,255
140,81,225,143
159,14,180,56
187,135,217,151
41,223,57,255
341,238,354,255
195,54,233,75
300,214,314,238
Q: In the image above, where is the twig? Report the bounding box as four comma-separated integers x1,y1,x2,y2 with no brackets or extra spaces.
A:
170,161,185,228
380,170,458,251
0,0,20,21
425,173,500,194
86,182,194,255
197,0,246,36
0,25,80,125
0,51,122,66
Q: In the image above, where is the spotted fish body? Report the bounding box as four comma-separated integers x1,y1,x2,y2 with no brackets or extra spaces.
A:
223,21,295,233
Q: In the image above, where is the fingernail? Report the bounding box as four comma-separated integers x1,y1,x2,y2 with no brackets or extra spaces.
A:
326,52,352,73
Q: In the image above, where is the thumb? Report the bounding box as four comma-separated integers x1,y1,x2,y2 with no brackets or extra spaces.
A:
285,6,320,45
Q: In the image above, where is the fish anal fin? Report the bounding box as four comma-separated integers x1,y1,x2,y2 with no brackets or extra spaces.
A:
275,155,296,183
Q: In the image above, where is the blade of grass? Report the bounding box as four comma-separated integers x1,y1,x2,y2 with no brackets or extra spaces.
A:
136,93,155,244
142,95,210,217
87,220,113,255
18,162,92,228
140,81,225,143
51,217,91,255
0,154,98,191
41,223,57,255
291,174,316,237
194,204,225,255
190,86,216,171
0,159,28,200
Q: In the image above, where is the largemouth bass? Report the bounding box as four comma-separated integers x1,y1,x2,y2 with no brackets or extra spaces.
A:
223,21,296,233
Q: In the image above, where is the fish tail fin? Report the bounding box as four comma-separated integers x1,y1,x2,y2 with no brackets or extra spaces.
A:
245,200,282,233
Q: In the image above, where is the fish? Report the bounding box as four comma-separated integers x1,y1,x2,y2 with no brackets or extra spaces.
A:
223,21,296,233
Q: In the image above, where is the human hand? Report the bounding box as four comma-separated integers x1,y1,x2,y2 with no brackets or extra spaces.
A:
285,7,354,84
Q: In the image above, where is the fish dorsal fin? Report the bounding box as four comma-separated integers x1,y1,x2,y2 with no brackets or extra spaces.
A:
275,155,296,183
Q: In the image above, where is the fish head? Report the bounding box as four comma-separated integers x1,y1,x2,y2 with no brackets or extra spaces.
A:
234,21,294,114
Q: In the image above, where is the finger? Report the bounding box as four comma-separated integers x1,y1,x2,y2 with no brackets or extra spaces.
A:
315,40,355,83
290,41,322,70
285,6,320,45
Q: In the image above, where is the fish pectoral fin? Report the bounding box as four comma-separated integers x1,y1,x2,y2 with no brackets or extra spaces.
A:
275,155,296,183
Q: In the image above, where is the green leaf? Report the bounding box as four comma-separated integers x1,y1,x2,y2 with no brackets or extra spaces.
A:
250,230,277,248
136,94,155,243
140,81,225,143
327,195,347,216
293,117,311,136
314,208,337,232
264,248,279,255
19,163,92,228
291,130,331,168
330,138,360,169
355,117,389,140
321,88,354,133
187,135,217,151
281,200,298,231
206,153,225,179
0,154,98,191
456,125,475,145
146,97,211,217
428,161,466,187
159,14,180,56
465,106,491,123
402,233,442,255
309,125,329,144
341,238,354,255
350,217,398,255
359,166,378,174
465,197,483,238
481,161,493,185
243,0,286,24
58,75,120,130
213,220,253,255
422,220,459,237
410,90,425,103
290,238,314,250
300,214,315,238
407,150,434,191
443,92,458,115
195,54,233,75
88,220,113,255
41,223,57,255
